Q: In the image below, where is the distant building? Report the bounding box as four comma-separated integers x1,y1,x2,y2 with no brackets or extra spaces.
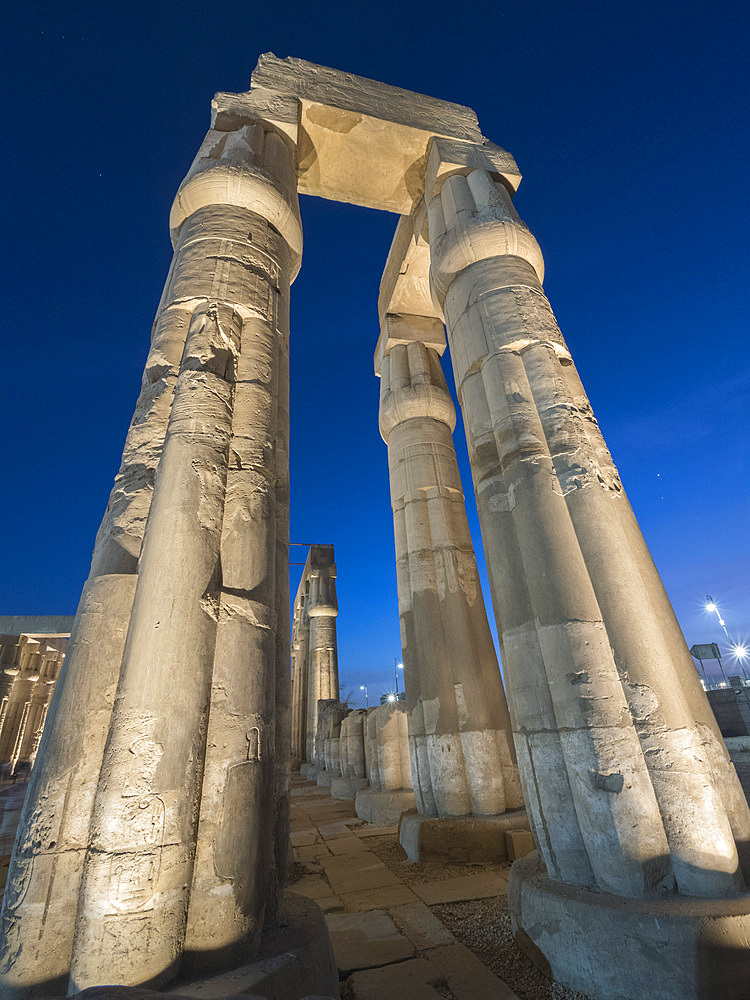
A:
706,677,750,739
0,616,73,776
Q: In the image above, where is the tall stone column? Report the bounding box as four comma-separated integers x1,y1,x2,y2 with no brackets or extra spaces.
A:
290,591,310,769
305,556,339,765
426,160,750,998
0,97,302,998
377,317,524,835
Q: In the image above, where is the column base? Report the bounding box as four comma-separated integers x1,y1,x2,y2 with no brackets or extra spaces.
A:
67,893,339,1000
299,763,319,779
330,776,369,801
398,808,531,863
354,786,416,826
508,851,750,1000
290,757,303,773
316,770,336,787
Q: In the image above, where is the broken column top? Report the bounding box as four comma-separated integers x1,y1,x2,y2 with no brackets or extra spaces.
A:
213,54,520,215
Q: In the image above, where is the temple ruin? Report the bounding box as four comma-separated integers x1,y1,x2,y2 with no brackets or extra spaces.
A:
1,54,748,1000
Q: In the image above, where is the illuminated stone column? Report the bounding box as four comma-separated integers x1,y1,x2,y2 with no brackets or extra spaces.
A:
290,590,310,770
331,708,369,800
0,95,302,998
305,554,339,765
355,702,416,825
377,316,524,833
426,153,750,999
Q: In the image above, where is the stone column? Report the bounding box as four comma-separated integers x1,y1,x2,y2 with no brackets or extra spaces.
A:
377,314,525,839
290,591,310,770
0,233,194,1000
331,709,369,800
317,703,349,787
0,100,302,998
355,702,416,825
305,556,339,764
68,112,301,992
426,161,750,998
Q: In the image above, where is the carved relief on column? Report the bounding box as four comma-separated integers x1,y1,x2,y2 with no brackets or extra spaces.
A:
425,155,750,899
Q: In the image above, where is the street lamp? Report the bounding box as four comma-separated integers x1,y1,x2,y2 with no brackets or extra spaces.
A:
359,683,368,708
705,595,749,680
394,657,403,696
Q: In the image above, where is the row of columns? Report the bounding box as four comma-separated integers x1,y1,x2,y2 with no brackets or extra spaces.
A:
0,635,67,775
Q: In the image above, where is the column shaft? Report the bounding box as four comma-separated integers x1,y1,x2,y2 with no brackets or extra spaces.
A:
429,168,750,898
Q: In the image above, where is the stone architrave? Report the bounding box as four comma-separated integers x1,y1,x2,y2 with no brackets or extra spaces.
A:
375,294,526,857
425,150,750,999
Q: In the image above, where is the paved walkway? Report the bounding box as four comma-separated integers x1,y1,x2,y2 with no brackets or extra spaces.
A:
289,774,520,1000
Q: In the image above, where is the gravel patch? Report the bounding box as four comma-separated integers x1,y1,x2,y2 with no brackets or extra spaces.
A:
364,834,511,885
432,896,593,1000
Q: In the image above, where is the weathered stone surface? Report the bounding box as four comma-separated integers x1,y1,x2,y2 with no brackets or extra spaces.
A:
410,871,509,905
388,902,456,950
510,851,750,1000
398,809,530,863
325,910,414,973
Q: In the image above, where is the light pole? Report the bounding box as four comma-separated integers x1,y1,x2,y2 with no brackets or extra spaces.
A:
705,595,749,680
394,657,403,696
360,683,368,708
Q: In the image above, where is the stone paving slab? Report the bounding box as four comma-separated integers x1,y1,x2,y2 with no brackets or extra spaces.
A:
426,942,520,999
389,900,456,950
339,884,419,912
290,875,330,900
353,823,400,838
320,851,401,893
327,836,369,855
347,957,454,1000
325,910,415,974
318,821,353,840
411,870,509,905
289,830,319,847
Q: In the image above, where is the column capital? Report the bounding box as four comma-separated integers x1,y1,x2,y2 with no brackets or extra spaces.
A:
423,135,521,202
378,337,456,442
169,109,302,273
428,170,545,306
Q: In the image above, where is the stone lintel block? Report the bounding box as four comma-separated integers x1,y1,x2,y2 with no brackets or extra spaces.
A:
211,88,300,142
377,207,440,325
355,786,417,826
424,135,522,202
509,851,750,1000
374,314,446,376
398,808,530,863
249,53,489,214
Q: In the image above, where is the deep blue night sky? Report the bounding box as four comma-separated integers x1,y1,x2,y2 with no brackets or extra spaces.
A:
4,1,749,704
